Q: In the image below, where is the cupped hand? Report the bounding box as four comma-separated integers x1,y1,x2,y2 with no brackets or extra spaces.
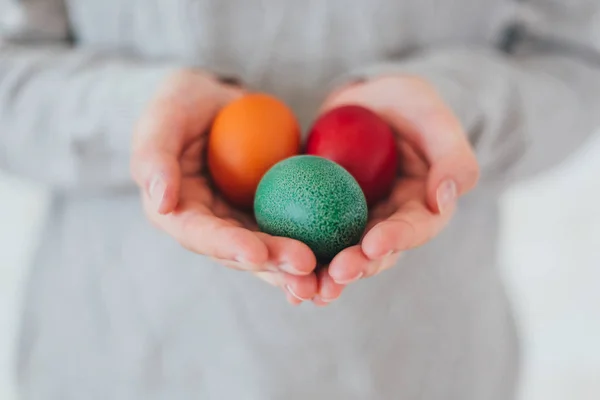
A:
130,70,317,304
312,75,480,305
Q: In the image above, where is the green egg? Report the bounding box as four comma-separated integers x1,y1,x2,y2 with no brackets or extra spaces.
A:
254,155,368,263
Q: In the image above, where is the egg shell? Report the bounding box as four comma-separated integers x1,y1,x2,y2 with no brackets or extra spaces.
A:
208,93,301,209
254,155,368,263
305,105,398,206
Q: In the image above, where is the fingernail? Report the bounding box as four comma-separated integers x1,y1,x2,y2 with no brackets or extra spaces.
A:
149,176,166,212
314,295,334,304
333,272,363,285
279,263,303,275
285,285,310,302
436,179,457,214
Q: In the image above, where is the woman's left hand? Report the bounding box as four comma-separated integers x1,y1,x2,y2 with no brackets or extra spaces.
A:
312,75,480,306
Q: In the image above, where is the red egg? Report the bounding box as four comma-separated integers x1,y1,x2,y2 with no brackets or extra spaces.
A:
305,105,398,205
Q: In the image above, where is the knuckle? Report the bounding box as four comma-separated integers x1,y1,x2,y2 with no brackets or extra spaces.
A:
459,155,481,192
406,75,433,91
467,165,481,190
470,155,482,181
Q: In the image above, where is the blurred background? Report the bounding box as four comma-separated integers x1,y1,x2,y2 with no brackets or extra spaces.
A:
1,131,599,399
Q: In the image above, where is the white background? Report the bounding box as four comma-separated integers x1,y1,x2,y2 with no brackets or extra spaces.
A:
1,134,600,399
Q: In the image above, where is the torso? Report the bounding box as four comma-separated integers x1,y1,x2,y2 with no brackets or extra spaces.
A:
18,1,520,399
66,0,514,125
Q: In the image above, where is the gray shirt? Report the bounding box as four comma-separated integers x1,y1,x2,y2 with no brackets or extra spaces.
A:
1,1,599,399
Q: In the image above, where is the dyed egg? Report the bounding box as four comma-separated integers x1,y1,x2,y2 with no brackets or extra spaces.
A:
208,93,301,209
254,155,368,263
306,105,398,206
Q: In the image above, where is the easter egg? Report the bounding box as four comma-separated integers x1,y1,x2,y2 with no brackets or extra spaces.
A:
306,105,398,206
254,155,368,263
208,93,301,209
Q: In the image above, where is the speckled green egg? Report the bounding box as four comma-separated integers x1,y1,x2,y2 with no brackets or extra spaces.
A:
254,155,368,263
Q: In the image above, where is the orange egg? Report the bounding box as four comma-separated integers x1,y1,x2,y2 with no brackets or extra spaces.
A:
208,93,301,209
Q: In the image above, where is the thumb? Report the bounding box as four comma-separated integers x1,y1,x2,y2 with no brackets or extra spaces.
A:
131,106,184,215
425,145,479,214
322,76,480,214
131,72,245,215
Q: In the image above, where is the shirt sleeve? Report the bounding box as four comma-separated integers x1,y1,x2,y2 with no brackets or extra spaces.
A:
344,0,600,183
0,0,179,191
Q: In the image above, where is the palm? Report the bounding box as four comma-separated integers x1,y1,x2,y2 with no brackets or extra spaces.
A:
310,75,482,305
179,126,327,307
314,138,453,306
133,71,318,305
178,134,256,230
135,72,477,306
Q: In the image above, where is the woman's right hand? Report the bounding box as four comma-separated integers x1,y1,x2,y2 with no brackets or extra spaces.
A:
130,70,317,304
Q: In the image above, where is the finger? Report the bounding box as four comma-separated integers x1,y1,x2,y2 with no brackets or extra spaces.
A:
146,197,269,267
131,98,200,214
253,271,318,305
327,245,369,284
251,272,302,305
132,138,183,215
251,271,282,286
314,267,345,306
131,76,242,214
361,200,455,260
286,295,303,306
369,251,403,277
425,152,478,215
322,76,480,213
255,233,317,276
284,273,318,303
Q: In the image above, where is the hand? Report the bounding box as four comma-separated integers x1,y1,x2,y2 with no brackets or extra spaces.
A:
130,70,318,304
312,75,480,305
